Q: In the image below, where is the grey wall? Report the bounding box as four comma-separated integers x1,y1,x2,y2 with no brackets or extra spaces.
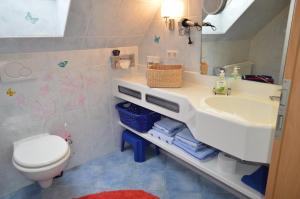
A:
0,47,138,197
249,6,289,84
202,39,251,72
139,0,202,71
0,0,159,53
0,0,203,71
0,0,202,196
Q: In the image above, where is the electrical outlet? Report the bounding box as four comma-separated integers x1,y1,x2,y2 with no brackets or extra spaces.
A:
167,50,178,59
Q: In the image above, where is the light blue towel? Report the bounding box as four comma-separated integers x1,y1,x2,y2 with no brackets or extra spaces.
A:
175,128,199,144
174,138,206,152
173,139,219,161
175,136,200,148
152,126,182,137
148,129,174,144
154,118,184,134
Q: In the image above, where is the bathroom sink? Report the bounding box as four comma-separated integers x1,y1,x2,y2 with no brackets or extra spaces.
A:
194,95,279,163
204,96,277,125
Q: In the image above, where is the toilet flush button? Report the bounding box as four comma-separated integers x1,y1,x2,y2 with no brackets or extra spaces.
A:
13,135,69,168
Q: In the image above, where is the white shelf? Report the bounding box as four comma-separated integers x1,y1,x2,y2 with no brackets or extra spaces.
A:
119,122,264,199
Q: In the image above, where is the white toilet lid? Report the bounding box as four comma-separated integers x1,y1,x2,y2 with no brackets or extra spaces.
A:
13,134,69,168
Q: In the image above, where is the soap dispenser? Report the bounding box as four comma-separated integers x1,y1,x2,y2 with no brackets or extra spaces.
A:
213,69,228,95
231,66,241,80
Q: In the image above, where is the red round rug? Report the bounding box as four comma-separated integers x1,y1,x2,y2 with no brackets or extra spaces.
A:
76,190,159,199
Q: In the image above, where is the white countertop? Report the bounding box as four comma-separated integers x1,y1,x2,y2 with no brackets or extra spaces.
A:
113,71,280,163
116,72,279,127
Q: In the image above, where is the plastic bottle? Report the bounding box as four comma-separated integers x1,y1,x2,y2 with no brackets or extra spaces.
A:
214,70,228,95
231,66,241,80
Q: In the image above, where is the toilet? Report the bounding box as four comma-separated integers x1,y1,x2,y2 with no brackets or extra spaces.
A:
12,134,71,188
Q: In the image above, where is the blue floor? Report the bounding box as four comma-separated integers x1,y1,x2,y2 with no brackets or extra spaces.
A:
2,148,239,199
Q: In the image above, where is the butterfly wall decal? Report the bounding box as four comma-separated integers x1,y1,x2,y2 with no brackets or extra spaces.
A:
6,88,16,97
25,12,39,24
58,61,69,68
154,35,160,44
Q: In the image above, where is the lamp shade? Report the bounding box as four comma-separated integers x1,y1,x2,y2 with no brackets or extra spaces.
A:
161,0,184,18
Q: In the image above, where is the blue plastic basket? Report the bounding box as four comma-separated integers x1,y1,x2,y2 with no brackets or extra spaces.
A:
116,102,161,132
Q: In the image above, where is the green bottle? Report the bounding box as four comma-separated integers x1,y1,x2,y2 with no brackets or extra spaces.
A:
214,70,228,95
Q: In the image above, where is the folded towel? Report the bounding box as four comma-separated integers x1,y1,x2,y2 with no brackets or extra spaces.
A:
152,126,182,137
154,118,184,134
174,138,206,152
148,129,174,144
173,139,219,161
175,128,199,144
175,136,201,148
241,166,269,195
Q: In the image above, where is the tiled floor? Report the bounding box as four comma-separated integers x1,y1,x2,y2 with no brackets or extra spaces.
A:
1,148,239,199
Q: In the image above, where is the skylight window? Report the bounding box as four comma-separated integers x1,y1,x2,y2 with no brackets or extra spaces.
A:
0,0,71,37
202,0,255,34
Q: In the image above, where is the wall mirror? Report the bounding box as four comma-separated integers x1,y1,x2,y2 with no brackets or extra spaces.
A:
201,0,293,85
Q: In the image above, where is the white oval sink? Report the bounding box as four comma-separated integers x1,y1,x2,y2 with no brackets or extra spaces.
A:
204,96,278,126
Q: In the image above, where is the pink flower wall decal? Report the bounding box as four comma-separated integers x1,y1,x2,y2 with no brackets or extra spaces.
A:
85,76,98,87
78,94,85,106
42,73,53,81
39,85,50,97
15,94,27,106
30,98,57,120
60,72,84,94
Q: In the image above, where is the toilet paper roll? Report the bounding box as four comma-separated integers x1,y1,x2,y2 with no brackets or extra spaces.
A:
119,60,131,69
217,152,237,174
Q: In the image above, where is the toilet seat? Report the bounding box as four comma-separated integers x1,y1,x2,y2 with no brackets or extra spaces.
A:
12,147,71,173
13,134,69,168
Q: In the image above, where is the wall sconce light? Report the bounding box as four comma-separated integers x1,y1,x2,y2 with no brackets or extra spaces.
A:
161,0,184,31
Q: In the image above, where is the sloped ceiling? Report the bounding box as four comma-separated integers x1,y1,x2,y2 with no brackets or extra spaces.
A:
203,0,290,40
77,0,160,39
0,0,160,53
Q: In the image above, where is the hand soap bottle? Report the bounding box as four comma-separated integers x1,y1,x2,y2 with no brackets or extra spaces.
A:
214,69,228,95
231,66,241,80
227,66,241,89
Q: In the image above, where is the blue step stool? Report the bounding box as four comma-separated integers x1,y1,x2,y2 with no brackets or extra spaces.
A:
121,130,160,163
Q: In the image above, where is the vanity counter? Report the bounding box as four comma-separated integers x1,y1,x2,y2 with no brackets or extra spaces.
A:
113,72,280,164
